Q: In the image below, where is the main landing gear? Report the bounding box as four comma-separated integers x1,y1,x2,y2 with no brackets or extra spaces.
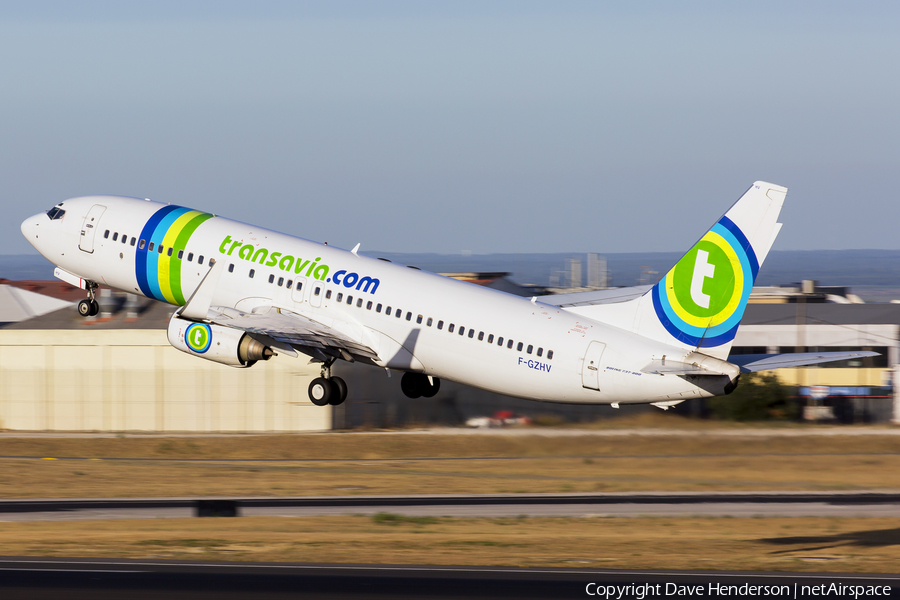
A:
76,281,100,317
400,372,440,399
308,360,348,407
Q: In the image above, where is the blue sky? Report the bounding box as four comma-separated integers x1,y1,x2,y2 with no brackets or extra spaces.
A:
2,1,899,255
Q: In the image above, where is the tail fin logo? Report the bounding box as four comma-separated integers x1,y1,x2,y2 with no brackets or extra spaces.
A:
651,216,759,348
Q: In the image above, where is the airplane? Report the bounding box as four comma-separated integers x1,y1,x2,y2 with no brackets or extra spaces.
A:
20,181,876,409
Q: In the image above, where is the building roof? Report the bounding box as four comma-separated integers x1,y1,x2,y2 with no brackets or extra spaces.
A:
2,294,174,330
0,285,74,325
0,279,84,302
742,303,900,326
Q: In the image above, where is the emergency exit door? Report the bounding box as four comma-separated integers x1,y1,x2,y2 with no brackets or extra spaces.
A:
581,341,607,390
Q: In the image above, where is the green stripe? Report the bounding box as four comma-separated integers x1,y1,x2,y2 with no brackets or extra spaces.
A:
170,213,215,305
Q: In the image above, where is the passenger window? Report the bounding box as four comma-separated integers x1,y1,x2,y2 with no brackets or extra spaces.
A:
386,306,392,315
478,332,484,341
228,264,235,273
459,327,465,336
426,317,433,326
406,312,412,321
376,304,382,313
286,280,293,289
508,340,514,349
488,334,494,343
130,237,136,246
357,298,363,307
112,232,118,241
296,281,302,290
198,256,204,265
337,292,343,302
139,239,146,250
395,309,402,318
468,330,475,339
104,230,110,239
148,242,154,251
448,324,455,333
437,320,444,330
517,342,524,351
158,245,164,254
346,295,353,305
416,314,423,324
209,258,215,266
278,277,284,287
367,301,373,310
177,250,183,259
249,269,255,278
315,287,321,296
325,290,331,299
187,252,193,261
548,350,554,360
537,348,543,357
268,274,275,284
497,337,504,346
527,345,533,354
122,235,128,244
167,247,173,257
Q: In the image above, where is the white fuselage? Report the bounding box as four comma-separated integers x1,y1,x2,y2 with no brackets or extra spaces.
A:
22,195,721,405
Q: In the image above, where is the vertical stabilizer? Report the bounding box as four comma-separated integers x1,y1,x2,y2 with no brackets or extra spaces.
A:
639,181,786,360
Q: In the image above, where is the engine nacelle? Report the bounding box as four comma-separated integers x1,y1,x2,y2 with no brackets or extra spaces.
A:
167,314,273,368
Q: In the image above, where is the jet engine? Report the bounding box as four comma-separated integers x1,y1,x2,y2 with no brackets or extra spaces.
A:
167,314,273,368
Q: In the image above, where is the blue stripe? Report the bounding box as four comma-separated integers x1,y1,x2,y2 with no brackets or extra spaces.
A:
135,205,182,299
145,207,191,301
718,215,759,279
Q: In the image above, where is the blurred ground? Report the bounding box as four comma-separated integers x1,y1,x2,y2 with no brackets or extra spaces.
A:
1,415,899,498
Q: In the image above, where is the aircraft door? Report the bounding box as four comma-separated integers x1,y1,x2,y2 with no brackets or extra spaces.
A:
78,204,107,253
291,276,308,304
581,341,607,390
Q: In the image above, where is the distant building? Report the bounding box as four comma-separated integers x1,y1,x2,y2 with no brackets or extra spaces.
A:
586,253,607,289
0,290,327,432
566,257,582,288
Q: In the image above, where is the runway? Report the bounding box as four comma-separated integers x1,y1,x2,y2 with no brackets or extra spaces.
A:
2,492,900,521
0,558,897,600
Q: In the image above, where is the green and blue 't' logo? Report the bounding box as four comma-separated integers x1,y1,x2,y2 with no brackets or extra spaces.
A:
185,323,212,354
651,216,758,348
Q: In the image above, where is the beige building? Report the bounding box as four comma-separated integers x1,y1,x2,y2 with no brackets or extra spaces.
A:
0,318,328,432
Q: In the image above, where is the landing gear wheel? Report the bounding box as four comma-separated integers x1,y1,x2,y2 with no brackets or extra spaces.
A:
308,377,333,406
329,376,348,406
400,372,423,399
421,377,440,398
89,300,100,316
77,299,92,317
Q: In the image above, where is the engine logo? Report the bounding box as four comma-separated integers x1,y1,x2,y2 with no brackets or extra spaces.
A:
185,323,212,354
651,216,758,348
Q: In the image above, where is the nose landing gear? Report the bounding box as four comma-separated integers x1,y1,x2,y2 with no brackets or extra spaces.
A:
76,282,100,317
308,360,348,406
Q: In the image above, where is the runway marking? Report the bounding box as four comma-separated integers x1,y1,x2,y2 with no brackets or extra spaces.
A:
2,559,899,579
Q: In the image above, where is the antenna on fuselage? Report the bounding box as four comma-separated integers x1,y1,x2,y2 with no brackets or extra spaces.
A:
351,243,360,255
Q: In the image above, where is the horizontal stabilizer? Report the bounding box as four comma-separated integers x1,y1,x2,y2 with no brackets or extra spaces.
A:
641,360,728,376
729,351,879,373
539,285,652,308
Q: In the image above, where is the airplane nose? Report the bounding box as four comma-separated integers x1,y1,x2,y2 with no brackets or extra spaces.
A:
21,214,43,245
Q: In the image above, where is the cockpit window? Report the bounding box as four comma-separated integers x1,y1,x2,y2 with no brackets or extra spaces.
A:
46,207,66,220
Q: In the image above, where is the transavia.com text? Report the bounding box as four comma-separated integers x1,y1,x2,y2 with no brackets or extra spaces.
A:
585,582,893,599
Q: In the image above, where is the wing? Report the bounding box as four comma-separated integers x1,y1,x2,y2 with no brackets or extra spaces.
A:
728,351,880,373
206,305,379,363
178,259,378,363
538,285,652,308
